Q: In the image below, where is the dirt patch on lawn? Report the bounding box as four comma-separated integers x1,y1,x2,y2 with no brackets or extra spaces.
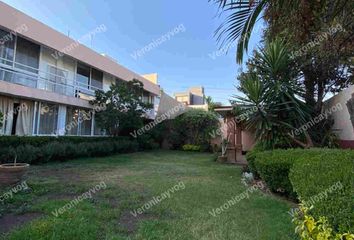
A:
0,212,43,234
34,168,83,183
118,211,155,234
42,192,78,201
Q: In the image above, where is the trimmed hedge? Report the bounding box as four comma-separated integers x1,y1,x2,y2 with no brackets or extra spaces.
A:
0,136,131,148
0,137,141,164
247,148,354,233
247,148,326,198
290,151,354,233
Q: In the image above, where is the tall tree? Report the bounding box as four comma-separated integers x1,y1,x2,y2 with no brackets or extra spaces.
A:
211,0,354,110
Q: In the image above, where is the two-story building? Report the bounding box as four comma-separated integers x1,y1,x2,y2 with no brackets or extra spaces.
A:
0,2,160,137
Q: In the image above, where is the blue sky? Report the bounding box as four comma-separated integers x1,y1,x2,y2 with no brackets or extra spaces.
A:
3,0,263,104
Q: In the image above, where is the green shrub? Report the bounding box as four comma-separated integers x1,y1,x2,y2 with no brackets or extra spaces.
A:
88,142,115,157
290,151,354,233
252,150,297,198
0,136,131,148
245,150,262,178
41,142,69,162
137,134,159,150
0,138,142,164
182,144,201,151
113,140,139,153
15,145,41,164
293,204,354,240
249,148,325,199
169,109,219,151
0,147,17,163
248,148,354,233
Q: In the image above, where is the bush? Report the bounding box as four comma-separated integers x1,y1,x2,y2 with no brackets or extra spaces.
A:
169,109,219,151
245,149,262,179
293,204,354,240
252,150,297,198
248,148,354,233
290,151,354,233
88,142,115,157
137,134,159,150
182,144,201,151
0,137,142,164
16,145,41,164
0,147,17,163
0,136,131,148
112,140,139,153
248,148,325,199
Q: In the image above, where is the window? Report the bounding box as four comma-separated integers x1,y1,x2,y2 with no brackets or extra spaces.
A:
37,103,58,135
65,107,79,135
0,29,15,66
76,63,90,89
15,37,40,74
65,107,92,136
79,110,92,136
91,68,103,90
142,91,150,104
47,65,69,95
94,121,105,136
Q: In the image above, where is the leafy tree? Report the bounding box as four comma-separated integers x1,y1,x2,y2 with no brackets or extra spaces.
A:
91,79,152,136
169,109,219,150
211,0,353,110
265,1,354,111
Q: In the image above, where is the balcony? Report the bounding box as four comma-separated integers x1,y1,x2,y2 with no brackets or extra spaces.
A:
0,57,103,99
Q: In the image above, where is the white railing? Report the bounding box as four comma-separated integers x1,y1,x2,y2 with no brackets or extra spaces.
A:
0,57,103,98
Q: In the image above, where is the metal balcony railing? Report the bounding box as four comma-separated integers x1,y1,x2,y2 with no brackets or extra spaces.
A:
0,57,103,98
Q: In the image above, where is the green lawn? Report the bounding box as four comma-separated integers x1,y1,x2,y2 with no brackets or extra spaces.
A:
0,150,297,240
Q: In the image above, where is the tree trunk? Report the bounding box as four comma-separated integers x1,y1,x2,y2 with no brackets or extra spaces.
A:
287,130,314,149
302,66,316,108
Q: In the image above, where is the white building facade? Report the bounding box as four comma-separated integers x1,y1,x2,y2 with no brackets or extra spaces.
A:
0,2,160,137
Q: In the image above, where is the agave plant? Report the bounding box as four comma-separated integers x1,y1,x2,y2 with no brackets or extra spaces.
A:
232,39,313,149
221,137,229,156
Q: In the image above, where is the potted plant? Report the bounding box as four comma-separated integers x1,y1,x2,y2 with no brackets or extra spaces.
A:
0,155,30,187
0,111,30,186
217,138,229,163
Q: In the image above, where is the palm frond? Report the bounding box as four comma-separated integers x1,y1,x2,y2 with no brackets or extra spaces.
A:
211,0,268,63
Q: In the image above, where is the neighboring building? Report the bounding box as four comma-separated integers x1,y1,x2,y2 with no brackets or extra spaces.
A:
325,85,354,149
174,86,207,109
141,73,158,85
156,92,186,120
0,2,160,136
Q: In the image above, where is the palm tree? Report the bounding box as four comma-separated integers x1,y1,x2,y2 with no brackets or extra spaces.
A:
211,0,351,64
211,0,268,63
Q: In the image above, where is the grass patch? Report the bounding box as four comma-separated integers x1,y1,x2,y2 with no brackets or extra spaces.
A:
0,150,296,240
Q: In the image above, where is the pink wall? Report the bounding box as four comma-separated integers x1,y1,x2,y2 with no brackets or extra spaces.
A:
325,85,354,149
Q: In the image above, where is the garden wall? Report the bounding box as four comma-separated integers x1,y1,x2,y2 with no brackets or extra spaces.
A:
325,84,354,148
